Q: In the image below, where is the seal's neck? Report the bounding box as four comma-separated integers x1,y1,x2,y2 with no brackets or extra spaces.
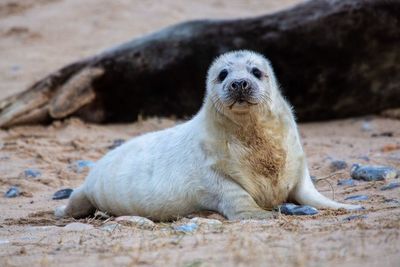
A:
200,97,282,138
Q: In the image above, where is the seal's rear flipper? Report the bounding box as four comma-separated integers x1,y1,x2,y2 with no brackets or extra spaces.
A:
54,186,95,219
292,168,363,211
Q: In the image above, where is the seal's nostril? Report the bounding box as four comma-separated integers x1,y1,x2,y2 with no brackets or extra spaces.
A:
231,81,239,90
242,81,248,89
230,80,251,91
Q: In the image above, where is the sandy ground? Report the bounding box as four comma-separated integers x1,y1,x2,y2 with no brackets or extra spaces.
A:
0,1,400,267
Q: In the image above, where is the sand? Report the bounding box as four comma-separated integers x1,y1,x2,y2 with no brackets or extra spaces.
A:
0,1,399,267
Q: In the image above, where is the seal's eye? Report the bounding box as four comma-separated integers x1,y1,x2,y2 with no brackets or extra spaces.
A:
218,69,228,82
251,67,262,79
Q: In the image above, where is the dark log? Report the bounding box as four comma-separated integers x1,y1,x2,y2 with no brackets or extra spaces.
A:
0,0,399,127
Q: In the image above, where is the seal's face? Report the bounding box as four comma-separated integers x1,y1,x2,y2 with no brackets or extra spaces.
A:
207,50,276,115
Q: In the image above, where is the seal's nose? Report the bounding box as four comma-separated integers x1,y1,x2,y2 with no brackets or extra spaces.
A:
230,79,249,91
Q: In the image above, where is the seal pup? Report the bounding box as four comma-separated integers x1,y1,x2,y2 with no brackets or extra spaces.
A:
55,50,360,221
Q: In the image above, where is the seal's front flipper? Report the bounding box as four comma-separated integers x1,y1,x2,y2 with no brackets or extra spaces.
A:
205,175,275,221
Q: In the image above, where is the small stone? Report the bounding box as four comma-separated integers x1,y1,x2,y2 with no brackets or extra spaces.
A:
330,160,348,171
24,169,41,178
52,188,73,200
100,223,120,232
358,156,370,162
345,195,369,201
278,203,318,215
361,121,372,132
384,198,400,204
0,239,10,245
240,219,271,225
64,222,94,231
11,65,20,71
190,217,222,226
4,186,20,198
27,226,58,232
108,139,125,150
350,164,398,181
69,160,95,173
115,216,156,230
371,132,393,137
337,179,355,186
310,176,317,183
380,182,400,191
174,222,198,233
344,215,368,221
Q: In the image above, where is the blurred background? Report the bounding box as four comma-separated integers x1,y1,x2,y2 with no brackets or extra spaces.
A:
0,0,302,100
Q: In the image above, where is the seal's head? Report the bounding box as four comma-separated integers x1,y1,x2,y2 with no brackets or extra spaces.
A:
206,50,279,115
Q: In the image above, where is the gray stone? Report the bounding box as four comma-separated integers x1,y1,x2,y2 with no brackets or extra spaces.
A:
100,223,121,232
330,160,348,171
24,169,41,178
361,121,372,132
174,222,198,233
345,195,369,201
64,222,94,231
4,186,20,198
190,217,222,226
278,203,318,216
384,198,400,204
69,160,95,173
115,216,156,230
108,139,125,150
350,164,398,181
344,215,368,221
380,182,400,191
52,188,73,200
337,179,355,186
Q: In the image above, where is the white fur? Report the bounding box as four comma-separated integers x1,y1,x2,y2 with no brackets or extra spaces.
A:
56,50,360,221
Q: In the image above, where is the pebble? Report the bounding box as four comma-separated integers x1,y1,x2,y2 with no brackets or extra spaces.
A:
384,198,400,204
52,188,73,200
371,132,393,137
337,179,355,186
345,195,369,201
70,160,95,173
24,169,41,178
100,223,121,232
4,186,20,198
344,215,368,221
115,216,156,230
358,156,370,162
278,203,318,215
64,222,94,231
380,182,400,191
350,164,398,181
108,139,125,150
329,160,348,171
0,239,10,245
240,219,271,225
11,65,21,72
310,176,317,183
27,226,58,232
174,222,198,233
190,217,222,227
361,121,372,132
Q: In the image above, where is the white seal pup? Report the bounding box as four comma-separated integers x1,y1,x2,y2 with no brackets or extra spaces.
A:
55,50,360,221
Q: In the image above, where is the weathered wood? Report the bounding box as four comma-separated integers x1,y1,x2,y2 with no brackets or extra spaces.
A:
0,0,399,127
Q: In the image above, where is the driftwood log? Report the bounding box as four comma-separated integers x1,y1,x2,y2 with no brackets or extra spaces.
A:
0,0,399,127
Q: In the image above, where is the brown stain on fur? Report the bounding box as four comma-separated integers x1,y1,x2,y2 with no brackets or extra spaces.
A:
229,114,288,209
